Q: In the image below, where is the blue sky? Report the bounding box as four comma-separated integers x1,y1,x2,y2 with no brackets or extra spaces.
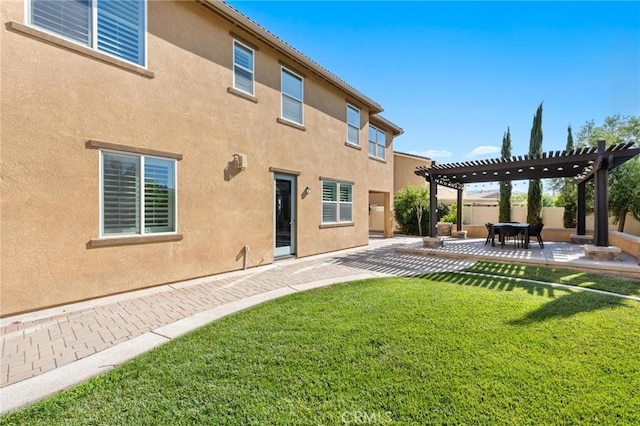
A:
228,1,639,190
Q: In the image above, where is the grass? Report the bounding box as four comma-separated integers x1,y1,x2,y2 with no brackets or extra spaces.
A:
2,271,639,425
463,261,640,296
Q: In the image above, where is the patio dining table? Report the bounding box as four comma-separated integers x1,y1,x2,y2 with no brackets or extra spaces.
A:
490,223,530,249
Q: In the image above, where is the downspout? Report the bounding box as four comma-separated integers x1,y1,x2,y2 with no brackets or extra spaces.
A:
243,245,249,270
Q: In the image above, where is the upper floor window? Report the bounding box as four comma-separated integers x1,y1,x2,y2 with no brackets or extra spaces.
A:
101,151,176,236
29,0,146,66
281,67,304,125
322,181,353,224
233,40,254,95
347,104,360,145
369,125,386,160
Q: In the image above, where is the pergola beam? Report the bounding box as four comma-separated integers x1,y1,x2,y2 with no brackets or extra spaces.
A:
416,142,640,186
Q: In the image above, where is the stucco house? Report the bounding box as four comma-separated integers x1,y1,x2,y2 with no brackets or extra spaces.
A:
0,0,402,316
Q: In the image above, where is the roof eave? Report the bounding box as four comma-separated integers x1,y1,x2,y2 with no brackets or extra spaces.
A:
394,151,431,161
371,115,404,136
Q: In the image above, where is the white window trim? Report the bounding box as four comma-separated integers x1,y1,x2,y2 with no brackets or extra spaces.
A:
369,124,387,160
25,0,148,68
346,104,360,146
322,180,353,225
280,66,304,125
99,149,178,238
233,39,255,96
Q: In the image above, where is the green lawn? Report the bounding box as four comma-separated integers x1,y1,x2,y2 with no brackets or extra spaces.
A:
2,268,639,425
464,261,640,296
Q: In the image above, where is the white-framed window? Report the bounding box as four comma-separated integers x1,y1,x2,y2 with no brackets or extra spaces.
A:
281,67,304,124
347,104,360,145
100,150,176,236
369,125,386,160
233,40,254,95
28,0,146,66
322,181,353,224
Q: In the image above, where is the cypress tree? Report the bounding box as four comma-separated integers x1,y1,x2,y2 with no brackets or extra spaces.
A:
527,103,543,225
499,127,512,222
562,125,577,227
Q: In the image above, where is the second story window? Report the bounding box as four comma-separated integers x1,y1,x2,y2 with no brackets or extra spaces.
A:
233,40,254,95
29,0,146,66
369,125,387,160
347,105,360,145
281,67,304,125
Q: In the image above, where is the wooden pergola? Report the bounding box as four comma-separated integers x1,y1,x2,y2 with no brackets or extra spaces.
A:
415,140,640,247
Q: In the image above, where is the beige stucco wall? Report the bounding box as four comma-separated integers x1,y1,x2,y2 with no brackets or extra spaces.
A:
0,0,396,315
393,153,458,203
393,154,430,195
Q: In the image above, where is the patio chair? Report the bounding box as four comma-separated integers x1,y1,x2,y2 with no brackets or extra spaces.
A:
528,223,544,248
484,223,493,245
500,225,522,250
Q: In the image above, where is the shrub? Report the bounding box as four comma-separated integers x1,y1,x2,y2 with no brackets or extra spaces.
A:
394,185,449,235
440,203,457,224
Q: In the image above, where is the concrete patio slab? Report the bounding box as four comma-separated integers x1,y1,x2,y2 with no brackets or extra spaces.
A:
396,238,640,279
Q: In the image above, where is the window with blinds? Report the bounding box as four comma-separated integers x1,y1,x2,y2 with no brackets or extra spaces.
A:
281,67,303,124
368,125,386,160
233,40,254,95
347,104,360,145
30,0,146,66
102,152,140,235
322,181,352,224
102,152,175,236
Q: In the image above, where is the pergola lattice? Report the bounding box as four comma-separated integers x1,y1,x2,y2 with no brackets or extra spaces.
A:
415,141,640,247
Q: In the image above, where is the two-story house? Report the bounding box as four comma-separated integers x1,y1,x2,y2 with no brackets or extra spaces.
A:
0,0,402,316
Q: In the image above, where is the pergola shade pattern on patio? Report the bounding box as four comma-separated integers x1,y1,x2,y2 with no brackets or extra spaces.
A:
415,141,640,247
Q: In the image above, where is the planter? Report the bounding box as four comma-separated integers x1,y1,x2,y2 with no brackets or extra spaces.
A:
423,237,444,248
451,230,467,239
436,222,453,237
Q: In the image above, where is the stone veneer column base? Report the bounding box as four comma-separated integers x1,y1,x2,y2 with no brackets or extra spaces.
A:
570,234,594,245
584,244,622,261
451,231,467,239
423,237,445,248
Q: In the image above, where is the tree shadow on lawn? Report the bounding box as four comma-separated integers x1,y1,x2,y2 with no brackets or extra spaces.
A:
420,272,629,325
466,262,640,297
508,291,627,326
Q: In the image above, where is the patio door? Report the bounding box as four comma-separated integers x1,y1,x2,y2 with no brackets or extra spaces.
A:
274,174,296,258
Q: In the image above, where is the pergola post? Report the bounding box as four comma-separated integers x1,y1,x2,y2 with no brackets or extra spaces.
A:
577,181,586,236
429,178,437,238
593,140,609,247
456,187,463,232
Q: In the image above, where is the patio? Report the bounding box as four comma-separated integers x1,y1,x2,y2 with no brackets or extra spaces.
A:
396,237,640,279
414,141,640,259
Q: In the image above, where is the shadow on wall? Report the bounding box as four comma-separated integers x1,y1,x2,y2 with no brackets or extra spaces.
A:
224,158,242,181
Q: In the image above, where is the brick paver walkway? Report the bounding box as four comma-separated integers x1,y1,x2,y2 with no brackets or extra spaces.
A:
1,237,474,389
